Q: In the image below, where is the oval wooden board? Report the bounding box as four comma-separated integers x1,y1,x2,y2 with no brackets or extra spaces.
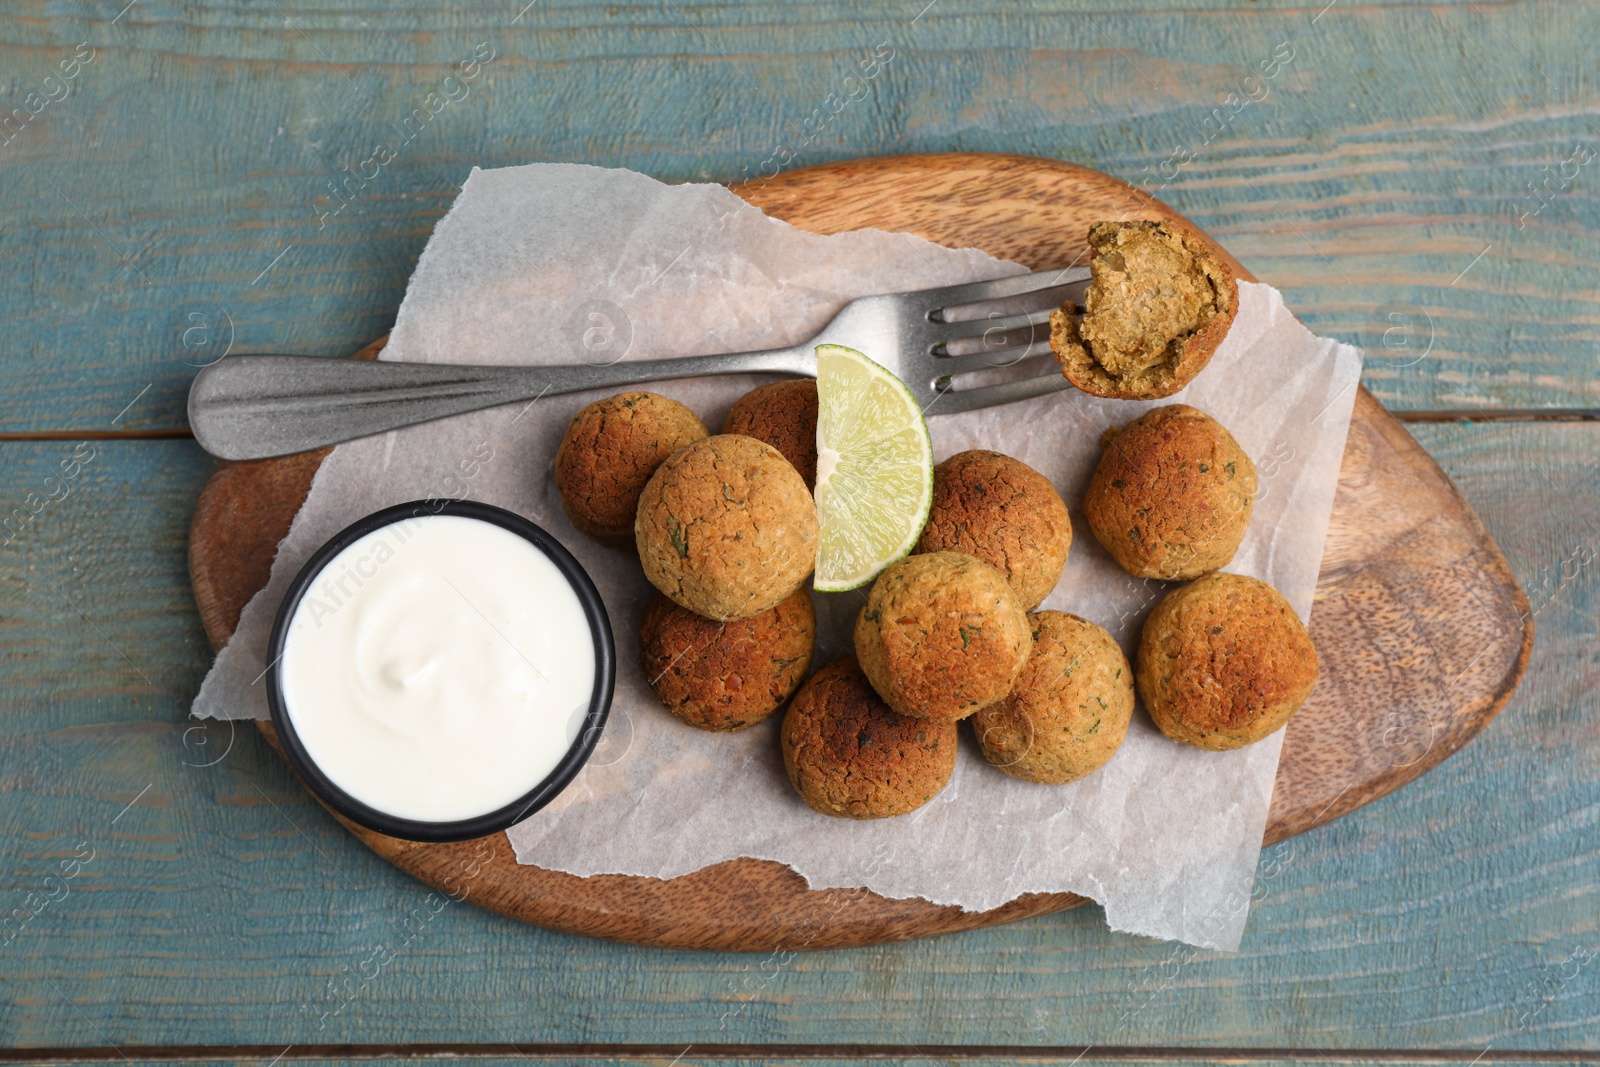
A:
189,153,1533,952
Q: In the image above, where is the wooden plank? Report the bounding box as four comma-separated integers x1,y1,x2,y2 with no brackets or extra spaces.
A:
0,439,216,729
0,429,1594,1047
2,2,1599,431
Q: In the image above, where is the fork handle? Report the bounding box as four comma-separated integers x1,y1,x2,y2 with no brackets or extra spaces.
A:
188,348,817,461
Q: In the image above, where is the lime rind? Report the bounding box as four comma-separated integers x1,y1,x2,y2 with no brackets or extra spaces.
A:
812,344,935,592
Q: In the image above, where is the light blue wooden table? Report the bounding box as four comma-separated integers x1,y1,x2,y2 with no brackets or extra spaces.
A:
1,0,1596,1062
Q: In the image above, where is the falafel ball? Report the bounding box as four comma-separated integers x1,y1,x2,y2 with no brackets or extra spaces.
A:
971,611,1134,784
854,551,1031,722
1085,404,1257,580
1136,572,1319,751
639,588,816,731
914,450,1072,610
722,379,819,487
554,392,708,544
635,434,819,621
1049,220,1237,400
781,656,958,819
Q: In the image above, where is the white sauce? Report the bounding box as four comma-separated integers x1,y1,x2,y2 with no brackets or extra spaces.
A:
280,514,597,823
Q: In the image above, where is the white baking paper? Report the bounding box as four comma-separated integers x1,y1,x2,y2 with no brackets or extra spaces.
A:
192,162,1363,950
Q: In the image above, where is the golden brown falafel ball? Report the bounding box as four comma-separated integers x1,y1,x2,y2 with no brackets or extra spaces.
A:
635,434,819,621
639,588,815,731
781,656,958,819
914,450,1072,611
854,552,1031,722
1049,220,1237,400
554,392,708,544
1085,404,1257,581
1137,572,1319,751
722,379,819,488
971,612,1134,784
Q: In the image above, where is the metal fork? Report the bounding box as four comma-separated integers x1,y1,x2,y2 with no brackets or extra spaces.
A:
188,267,1091,461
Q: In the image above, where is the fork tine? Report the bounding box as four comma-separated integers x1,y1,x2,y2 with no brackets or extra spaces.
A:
930,367,1073,414
939,328,1053,361
914,267,1091,313
935,306,1057,346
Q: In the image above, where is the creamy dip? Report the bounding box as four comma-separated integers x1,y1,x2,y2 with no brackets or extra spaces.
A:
279,513,597,823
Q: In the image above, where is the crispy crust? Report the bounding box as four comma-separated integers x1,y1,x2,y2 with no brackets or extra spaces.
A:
722,379,820,488
1085,404,1258,580
639,588,815,731
971,611,1134,784
1136,572,1319,750
853,551,1032,722
781,656,958,819
554,392,708,545
914,450,1072,611
635,434,819,622
1050,220,1238,400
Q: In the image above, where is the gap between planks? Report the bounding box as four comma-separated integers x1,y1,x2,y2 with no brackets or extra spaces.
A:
0,1044,1596,1064
0,429,191,442
0,411,1597,444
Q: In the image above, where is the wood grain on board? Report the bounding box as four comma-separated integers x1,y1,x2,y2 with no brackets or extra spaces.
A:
187,154,1531,952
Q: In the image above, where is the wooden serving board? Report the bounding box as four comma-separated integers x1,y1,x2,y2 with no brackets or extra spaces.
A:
188,153,1532,952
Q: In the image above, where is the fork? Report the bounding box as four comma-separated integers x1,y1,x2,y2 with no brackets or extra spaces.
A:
188,267,1091,461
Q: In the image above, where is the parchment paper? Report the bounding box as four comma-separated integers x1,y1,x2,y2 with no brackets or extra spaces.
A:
192,162,1363,949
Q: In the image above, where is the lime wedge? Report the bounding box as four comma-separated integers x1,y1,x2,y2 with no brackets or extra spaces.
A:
812,344,935,592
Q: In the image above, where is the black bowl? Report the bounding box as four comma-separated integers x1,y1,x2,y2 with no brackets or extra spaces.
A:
265,499,615,843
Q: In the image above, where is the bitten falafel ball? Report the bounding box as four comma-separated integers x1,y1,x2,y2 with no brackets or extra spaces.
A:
971,611,1133,784
1049,219,1237,400
781,656,958,819
722,379,819,488
554,392,708,544
914,450,1072,610
854,551,1031,722
1085,404,1257,580
635,434,819,621
639,588,816,731
1136,572,1319,751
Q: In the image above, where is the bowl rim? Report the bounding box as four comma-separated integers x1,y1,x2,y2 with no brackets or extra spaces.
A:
264,498,616,843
